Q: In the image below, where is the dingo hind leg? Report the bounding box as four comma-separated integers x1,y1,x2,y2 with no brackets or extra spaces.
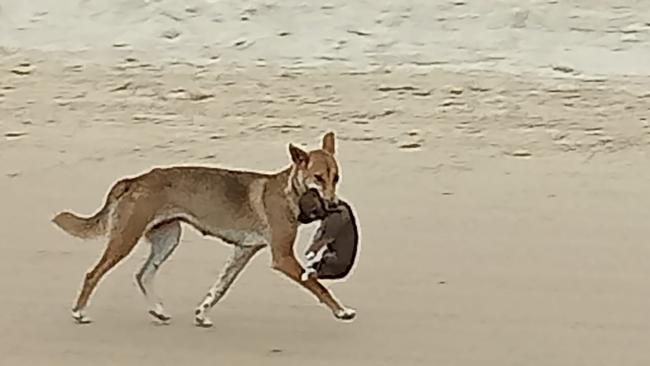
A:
71,196,154,324
135,220,182,323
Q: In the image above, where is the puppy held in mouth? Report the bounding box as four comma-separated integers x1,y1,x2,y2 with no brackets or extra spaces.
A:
297,188,360,281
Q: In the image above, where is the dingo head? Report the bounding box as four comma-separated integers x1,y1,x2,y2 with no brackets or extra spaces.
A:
289,131,340,210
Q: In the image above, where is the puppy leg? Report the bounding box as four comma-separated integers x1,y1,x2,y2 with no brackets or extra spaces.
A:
135,221,181,323
302,246,325,281
305,237,333,258
194,244,265,328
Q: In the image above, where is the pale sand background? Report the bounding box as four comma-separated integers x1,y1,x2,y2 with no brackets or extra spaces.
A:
1,1,650,365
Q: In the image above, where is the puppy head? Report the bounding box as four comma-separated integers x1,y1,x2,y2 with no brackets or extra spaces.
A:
297,188,328,224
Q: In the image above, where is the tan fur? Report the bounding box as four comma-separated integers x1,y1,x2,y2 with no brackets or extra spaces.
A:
53,178,132,239
52,132,355,325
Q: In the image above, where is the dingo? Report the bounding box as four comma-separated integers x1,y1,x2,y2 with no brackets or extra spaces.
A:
52,132,356,327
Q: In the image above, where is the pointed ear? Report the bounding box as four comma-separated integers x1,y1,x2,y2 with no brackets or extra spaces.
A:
322,131,335,155
289,143,309,165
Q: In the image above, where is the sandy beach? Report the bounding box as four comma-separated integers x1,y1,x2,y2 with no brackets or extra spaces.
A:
1,1,650,365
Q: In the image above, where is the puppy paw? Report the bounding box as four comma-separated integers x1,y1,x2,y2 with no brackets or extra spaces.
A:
301,267,316,281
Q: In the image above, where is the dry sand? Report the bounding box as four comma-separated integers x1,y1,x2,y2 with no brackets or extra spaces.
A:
1,1,650,365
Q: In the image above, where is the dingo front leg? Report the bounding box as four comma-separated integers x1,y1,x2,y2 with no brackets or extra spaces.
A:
194,244,266,328
272,250,356,321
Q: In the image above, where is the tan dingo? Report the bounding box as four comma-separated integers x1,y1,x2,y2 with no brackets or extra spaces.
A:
52,132,356,327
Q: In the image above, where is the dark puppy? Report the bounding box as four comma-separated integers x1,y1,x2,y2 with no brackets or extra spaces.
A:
297,189,359,281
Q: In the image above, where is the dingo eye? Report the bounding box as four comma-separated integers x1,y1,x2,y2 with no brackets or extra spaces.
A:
315,175,325,184
333,174,339,183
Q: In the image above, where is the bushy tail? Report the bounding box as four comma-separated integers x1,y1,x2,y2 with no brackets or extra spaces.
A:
51,179,132,240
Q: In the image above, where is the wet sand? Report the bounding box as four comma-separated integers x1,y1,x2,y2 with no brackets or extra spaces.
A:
1,1,650,365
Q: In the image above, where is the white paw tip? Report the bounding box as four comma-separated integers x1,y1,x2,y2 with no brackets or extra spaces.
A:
335,308,357,321
194,311,214,328
72,310,92,324
148,309,172,322
195,318,214,328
